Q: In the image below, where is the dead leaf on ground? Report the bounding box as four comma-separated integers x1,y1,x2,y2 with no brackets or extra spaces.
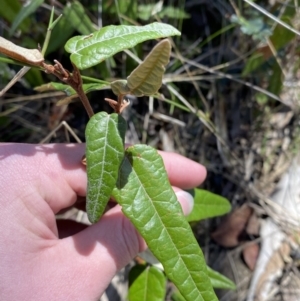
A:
211,203,253,247
246,211,260,236
243,242,260,271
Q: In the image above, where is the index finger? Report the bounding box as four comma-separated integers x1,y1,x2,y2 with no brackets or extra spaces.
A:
159,151,207,189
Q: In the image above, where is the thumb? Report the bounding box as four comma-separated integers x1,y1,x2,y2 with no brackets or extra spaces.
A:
173,187,194,216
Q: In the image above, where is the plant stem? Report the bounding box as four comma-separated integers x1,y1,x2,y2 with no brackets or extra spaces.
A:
70,63,94,118
77,84,94,118
43,61,94,118
117,94,124,113
0,56,32,67
41,8,62,55
81,75,110,85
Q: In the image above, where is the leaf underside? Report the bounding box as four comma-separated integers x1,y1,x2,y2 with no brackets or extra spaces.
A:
110,79,130,96
85,112,126,223
35,82,109,96
113,145,218,301
65,22,180,69
111,39,171,97
0,36,44,66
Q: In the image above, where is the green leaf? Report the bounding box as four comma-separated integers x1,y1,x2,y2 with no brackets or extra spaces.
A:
128,264,167,301
65,22,180,69
186,189,231,222
0,62,14,80
207,266,236,290
0,0,20,22
64,1,95,35
46,9,75,54
34,82,75,96
110,39,171,97
110,79,131,96
80,83,110,93
47,0,96,54
159,6,190,20
34,82,109,96
115,0,138,25
86,112,126,223
9,0,44,36
138,4,190,21
126,39,171,96
102,0,137,25
242,52,265,76
24,68,43,86
171,290,186,301
113,145,218,301
270,16,295,50
0,0,30,31
171,268,235,300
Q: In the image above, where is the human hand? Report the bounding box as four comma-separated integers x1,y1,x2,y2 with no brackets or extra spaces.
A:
0,143,206,301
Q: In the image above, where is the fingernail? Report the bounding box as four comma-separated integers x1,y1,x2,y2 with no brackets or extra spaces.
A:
175,191,194,215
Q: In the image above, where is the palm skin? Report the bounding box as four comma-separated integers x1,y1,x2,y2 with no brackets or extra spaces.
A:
0,143,206,301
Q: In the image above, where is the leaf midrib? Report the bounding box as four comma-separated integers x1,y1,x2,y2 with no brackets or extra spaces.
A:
128,48,165,93
90,114,110,221
126,154,203,301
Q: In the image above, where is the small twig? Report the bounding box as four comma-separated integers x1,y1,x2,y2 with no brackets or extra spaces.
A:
41,8,62,56
43,60,94,118
39,120,82,144
105,98,118,112
72,64,94,118
0,66,30,97
105,95,130,113
117,94,124,113
0,8,61,98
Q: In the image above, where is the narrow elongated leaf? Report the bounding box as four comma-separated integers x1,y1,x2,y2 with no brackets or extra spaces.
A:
46,4,76,54
64,1,95,35
110,39,170,97
0,37,44,66
138,248,236,290
171,290,186,301
128,264,167,301
138,4,190,21
35,82,109,96
0,0,30,32
86,112,126,223
110,79,130,96
207,266,236,290
34,82,76,96
65,22,180,69
126,39,170,96
9,0,44,36
113,145,218,301
104,0,137,23
186,189,231,222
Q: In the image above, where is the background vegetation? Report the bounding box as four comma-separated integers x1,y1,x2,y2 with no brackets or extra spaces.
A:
1,0,300,300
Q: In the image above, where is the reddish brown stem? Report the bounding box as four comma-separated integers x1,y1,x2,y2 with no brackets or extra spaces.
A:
117,94,124,113
42,60,94,118
70,63,94,118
